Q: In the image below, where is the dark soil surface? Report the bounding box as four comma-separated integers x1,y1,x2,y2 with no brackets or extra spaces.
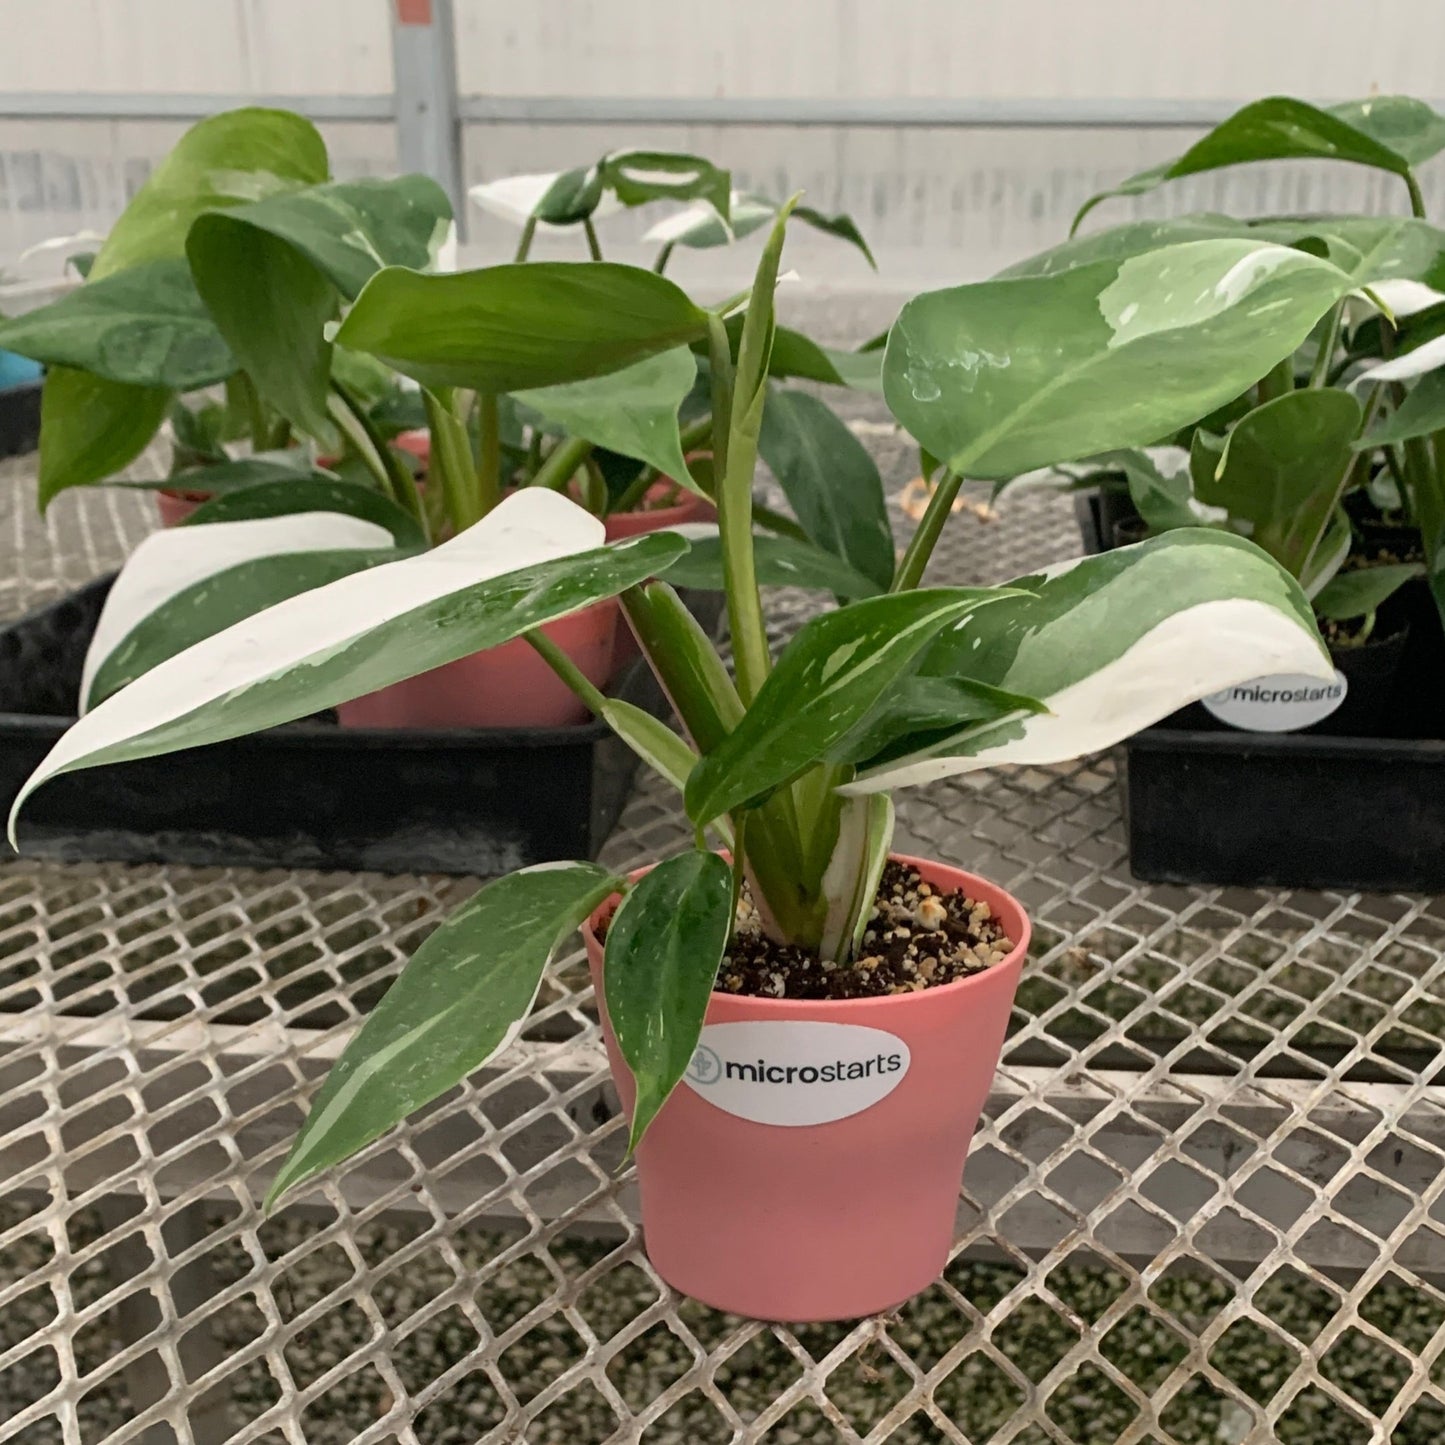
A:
717,860,1015,1001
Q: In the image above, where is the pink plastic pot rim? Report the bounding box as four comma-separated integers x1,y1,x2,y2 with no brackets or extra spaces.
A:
583,850,1032,1018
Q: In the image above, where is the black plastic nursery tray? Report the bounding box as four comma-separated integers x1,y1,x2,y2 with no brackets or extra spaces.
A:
0,380,41,458
1072,485,1445,891
0,576,715,876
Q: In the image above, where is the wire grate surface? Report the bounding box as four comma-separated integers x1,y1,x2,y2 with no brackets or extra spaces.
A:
0,442,1443,1444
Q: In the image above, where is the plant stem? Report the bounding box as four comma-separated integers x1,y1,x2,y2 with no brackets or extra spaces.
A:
1257,355,1295,404
422,387,477,535
1298,385,1385,582
530,435,592,492
582,219,603,261
1407,170,1428,220
230,371,269,452
708,312,772,704
523,627,606,714
514,217,537,263
751,502,809,543
328,385,430,541
476,392,502,515
890,471,963,592
653,241,676,274
1308,302,1345,389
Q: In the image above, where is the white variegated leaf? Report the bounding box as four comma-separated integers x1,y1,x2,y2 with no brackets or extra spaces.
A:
468,173,622,231
1358,332,1445,382
81,512,395,712
10,490,687,839
838,531,1331,795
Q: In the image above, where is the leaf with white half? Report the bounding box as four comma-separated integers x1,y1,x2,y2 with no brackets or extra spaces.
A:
1084,447,1226,534
514,347,696,488
266,861,623,1210
645,192,776,248
83,512,401,711
0,259,234,390
335,263,712,394
8,491,687,838
758,389,895,593
604,850,733,1151
685,588,1015,826
659,525,885,599
1071,96,1442,234
885,241,1353,480
838,531,1332,795
1357,333,1445,383
470,172,622,230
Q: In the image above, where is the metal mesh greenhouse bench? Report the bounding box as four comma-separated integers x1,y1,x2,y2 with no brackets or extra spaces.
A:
1,471,1444,1445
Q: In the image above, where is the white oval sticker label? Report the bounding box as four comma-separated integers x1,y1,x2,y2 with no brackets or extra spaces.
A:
1201,669,1348,733
682,1020,910,1127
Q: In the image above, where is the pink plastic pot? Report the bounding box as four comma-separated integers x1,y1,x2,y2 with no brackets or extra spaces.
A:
155,488,209,527
335,599,619,729
603,483,715,542
583,853,1030,1322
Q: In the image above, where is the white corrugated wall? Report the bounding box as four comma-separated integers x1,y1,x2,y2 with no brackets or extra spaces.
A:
2,0,1444,287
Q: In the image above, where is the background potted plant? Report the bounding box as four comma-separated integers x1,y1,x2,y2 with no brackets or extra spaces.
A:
8,205,1354,1320
993,92,1445,889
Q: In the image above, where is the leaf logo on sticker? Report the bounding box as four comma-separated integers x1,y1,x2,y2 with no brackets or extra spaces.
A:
683,1020,911,1127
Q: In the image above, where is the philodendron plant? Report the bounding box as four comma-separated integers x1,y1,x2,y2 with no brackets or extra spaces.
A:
0,115,896,711
994,92,1445,630
10,209,1352,1222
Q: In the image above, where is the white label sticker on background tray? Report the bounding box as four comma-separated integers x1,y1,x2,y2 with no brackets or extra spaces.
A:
682,1021,910,1127
1201,670,1348,733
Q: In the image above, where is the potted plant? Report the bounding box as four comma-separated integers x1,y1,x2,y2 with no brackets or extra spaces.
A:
0,116,892,728
9,207,1354,1319
997,92,1445,889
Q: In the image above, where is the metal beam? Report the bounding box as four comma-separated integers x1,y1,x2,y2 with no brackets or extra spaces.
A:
0,91,394,122
390,0,465,233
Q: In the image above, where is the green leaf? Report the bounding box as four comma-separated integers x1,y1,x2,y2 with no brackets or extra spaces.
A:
531,165,606,224
757,389,895,591
0,259,233,389
793,205,877,269
712,317,883,390
515,348,696,486
840,531,1329,794
684,588,1010,824
336,262,712,393
267,862,622,1209
599,150,731,222
647,192,776,249
1360,370,1445,448
184,477,428,548
1315,562,1425,621
829,675,1050,769
1072,96,1435,234
37,369,170,508
188,217,338,447
885,240,1352,481
998,215,1249,279
113,455,325,495
10,494,687,835
659,529,885,599
604,851,733,1152
1203,389,1362,576
1096,447,1220,533
92,107,329,281
1329,95,1445,166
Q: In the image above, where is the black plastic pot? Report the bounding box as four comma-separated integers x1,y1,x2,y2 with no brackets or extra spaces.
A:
0,381,41,459
0,576,720,875
1074,489,1140,556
